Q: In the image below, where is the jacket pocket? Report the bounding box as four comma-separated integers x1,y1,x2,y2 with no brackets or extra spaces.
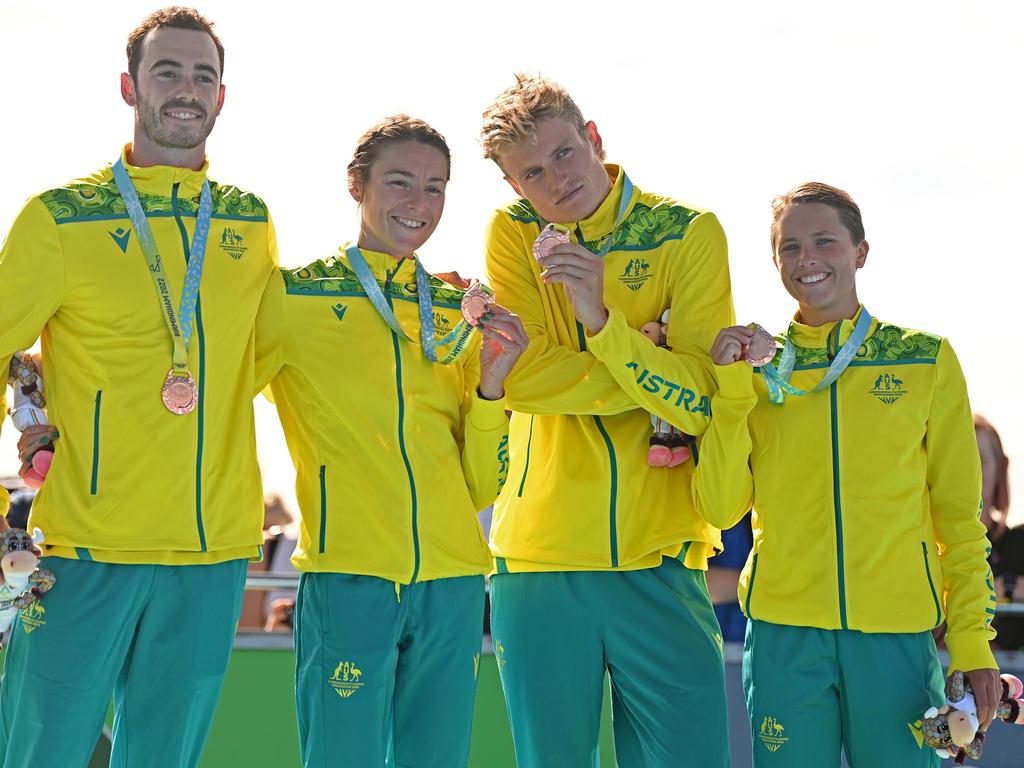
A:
319,465,327,554
744,552,759,619
516,415,534,498
921,541,942,627
89,390,102,496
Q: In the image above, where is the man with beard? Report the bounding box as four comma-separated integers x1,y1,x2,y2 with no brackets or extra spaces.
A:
0,8,277,766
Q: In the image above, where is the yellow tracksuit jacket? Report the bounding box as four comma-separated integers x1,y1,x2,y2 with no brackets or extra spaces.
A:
485,166,734,572
254,246,508,584
693,309,997,672
0,147,277,564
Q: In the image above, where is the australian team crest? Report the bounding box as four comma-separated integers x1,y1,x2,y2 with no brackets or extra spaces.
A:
218,227,247,260
619,257,653,292
870,372,907,404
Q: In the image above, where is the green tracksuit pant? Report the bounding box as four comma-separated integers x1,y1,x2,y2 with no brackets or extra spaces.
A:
294,572,484,768
0,557,247,768
743,619,945,767
490,555,730,767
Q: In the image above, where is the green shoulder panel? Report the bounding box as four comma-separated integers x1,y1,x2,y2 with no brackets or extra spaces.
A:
38,177,267,222
504,199,541,224
504,195,702,254
39,179,129,221
781,322,942,370
283,255,469,309
858,323,941,363
209,184,269,220
602,200,701,253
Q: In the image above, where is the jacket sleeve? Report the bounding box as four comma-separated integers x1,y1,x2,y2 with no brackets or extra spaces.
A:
252,267,286,398
484,210,640,416
692,362,758,530
0,197,65,439
457,334,511,511
928,340,997,672
587,212,735,436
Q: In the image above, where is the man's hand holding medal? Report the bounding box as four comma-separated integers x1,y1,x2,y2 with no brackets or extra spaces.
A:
533,224,610,334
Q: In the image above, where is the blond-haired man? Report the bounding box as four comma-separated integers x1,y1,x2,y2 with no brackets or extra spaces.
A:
480,74,733,766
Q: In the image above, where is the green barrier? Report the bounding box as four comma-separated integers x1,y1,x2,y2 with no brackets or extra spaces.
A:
199,648,615,767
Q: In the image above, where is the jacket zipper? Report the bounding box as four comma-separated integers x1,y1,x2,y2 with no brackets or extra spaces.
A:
828,328,848,629
384,264,420,583
574,225,619,567
921,542,942,626
172,182,208,551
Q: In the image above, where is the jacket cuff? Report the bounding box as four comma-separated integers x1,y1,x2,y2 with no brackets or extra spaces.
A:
946,632,998,674
468,391,509,431
714,362,756,400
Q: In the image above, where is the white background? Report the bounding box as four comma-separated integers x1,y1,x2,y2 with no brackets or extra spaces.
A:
1,0,1021,523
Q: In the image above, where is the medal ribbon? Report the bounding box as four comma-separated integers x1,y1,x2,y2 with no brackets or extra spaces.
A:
345,246,474,365
759,309,873,405
112,157,212,378
593,173,634,258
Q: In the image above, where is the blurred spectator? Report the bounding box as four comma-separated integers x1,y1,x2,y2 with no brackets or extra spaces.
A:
975,415,1024,651
238,495,298,632
708,513,753,643
6,487,36,531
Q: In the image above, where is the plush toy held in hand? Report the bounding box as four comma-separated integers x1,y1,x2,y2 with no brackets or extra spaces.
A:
7,353,53,488
915,669,1024,763
0,528,55,647
639,309,692,468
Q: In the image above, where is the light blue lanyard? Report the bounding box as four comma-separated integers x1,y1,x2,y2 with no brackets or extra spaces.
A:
759,309,873,405
345,246,474,365
112,157,212,375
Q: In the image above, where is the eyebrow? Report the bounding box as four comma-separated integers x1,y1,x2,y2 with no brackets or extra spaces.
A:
383,170,446,184
149,60,220,77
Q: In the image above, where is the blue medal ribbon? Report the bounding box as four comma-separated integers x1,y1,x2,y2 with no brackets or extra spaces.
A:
112,156,212,378
345,246,474,365
759,309,873,405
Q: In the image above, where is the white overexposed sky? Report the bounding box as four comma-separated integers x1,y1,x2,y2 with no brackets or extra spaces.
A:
1,0,1022,523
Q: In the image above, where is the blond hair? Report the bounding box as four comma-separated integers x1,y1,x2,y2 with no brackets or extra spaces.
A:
480,73,604,163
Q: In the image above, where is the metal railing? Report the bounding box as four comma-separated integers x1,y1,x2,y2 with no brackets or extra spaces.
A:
242,571,1024,614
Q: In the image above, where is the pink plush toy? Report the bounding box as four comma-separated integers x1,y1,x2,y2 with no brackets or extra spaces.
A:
639,309,692,468
7,352,53,488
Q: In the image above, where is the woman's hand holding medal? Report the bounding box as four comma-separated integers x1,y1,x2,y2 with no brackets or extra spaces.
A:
712,324,777,367
475,304,528,401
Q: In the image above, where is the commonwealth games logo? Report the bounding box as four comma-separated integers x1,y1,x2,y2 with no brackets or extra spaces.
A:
328,660,364,699
870,372,907,404
21,601,46,634
758,715,789,753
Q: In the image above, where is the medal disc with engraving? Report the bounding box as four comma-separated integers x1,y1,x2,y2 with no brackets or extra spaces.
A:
745,324,777,368
161,370,198,415
532,224,571,262
460,281,495,326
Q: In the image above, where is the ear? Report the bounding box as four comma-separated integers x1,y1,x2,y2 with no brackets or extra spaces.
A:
855,240,869,268
348,180,363,204
120,73,137,107
503,175,523,198
215,84,226,115
585,121,603,156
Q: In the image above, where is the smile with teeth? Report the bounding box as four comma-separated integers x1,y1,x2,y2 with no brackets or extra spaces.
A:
165,110,202,120
797,272,829,285
392,216,425,230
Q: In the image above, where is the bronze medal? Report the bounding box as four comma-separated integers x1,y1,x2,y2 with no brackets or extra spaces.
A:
745,323,777,368
460,281,494,326
161,370,198,415
532,224,570,262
